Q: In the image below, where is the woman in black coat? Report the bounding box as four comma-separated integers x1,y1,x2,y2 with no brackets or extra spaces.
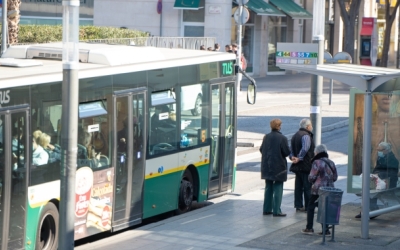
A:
260,118,291,217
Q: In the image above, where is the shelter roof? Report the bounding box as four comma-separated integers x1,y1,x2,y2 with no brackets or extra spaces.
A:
278,64,400,91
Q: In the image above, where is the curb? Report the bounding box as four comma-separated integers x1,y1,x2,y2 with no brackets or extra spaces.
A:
238,119,349,148
237,142,254,147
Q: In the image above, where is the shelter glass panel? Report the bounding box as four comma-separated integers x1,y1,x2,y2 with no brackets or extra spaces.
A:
349,89,400,211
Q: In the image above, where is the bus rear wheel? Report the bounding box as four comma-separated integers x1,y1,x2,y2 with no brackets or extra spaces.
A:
176,170,194,215
36,202,59,250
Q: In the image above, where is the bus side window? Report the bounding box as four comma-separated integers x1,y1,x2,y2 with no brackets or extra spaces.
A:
77,115,110,169
149,105,177,155
179,84,207,148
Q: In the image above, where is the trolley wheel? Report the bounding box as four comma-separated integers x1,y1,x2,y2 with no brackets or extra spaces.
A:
36,202,59,250
191,95,202,116
176,170,194,215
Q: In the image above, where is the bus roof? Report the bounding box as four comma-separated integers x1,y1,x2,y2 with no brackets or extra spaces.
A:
0,43,235,87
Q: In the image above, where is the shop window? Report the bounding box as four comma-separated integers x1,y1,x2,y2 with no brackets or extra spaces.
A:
182,0,205,37
268,16,287,72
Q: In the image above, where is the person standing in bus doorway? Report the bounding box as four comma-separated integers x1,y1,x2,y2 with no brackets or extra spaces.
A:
290,118,315,212
259,118,290,217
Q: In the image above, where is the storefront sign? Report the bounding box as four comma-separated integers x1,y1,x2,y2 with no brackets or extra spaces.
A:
209,5,221,14
276,43,318,65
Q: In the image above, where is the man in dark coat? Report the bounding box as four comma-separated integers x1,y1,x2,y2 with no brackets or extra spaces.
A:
260,118,291,217
290,118,315,212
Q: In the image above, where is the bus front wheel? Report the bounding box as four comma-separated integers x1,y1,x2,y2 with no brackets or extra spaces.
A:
36,202,59,250
176,170,194,214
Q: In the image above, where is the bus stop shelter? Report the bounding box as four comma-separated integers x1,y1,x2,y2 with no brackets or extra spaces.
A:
278,63,400,239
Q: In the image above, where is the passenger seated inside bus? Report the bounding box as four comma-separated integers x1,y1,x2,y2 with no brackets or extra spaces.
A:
150,105,177,154
77,128,101,168
12,127,24,153
33,129,42,141
12,127,25,169
32,137,49,166
38,132,61,164
93,122,109,155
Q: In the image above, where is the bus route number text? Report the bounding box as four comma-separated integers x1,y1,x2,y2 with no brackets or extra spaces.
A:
222,62,233,75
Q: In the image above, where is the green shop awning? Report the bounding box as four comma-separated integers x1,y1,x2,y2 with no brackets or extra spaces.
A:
246,0,285,16
269,0,312,19
174,0,201,10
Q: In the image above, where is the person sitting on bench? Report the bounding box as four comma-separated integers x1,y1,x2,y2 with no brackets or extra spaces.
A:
355,142,399,218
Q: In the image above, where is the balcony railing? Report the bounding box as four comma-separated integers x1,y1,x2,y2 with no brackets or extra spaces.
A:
3,37,216,51
82,37,216,50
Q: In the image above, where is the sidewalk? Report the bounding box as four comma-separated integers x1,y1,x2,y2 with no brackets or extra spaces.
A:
236,73,350,152
74,74,368,250
75,152,400,250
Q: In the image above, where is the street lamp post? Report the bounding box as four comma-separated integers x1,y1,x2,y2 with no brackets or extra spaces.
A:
59,1,80,249
235,1,244,94
310,0,325,146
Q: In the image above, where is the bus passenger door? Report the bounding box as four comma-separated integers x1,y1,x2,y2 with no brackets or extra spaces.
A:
0,106,30,250
112,89,147,231
208,82,236,197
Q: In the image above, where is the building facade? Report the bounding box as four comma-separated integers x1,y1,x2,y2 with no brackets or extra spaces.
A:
17,0,400,75
20,0,93,25
93,0,313,76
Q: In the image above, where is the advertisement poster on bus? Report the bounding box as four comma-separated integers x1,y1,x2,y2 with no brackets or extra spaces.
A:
75,166,114,240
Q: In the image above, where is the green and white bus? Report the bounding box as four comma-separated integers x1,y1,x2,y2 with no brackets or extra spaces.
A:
0,43,255,250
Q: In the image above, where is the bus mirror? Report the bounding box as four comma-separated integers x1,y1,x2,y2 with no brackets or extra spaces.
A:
247,83,256,105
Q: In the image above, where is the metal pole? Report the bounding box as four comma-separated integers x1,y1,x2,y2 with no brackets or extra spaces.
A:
329,79,333,105
310,0,325,145
160,12,162,36
235,4,243,94
159,0,162,37
310,38,324,145
1,0,7,56
361,83,372,239
59,1,79,249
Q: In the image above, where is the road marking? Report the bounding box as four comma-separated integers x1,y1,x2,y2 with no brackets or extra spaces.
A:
181,214,215,225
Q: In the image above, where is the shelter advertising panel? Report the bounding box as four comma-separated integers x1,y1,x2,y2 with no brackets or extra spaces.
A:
348,89,400,199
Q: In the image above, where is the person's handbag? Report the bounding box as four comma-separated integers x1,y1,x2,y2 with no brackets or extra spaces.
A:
289,163,299,173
